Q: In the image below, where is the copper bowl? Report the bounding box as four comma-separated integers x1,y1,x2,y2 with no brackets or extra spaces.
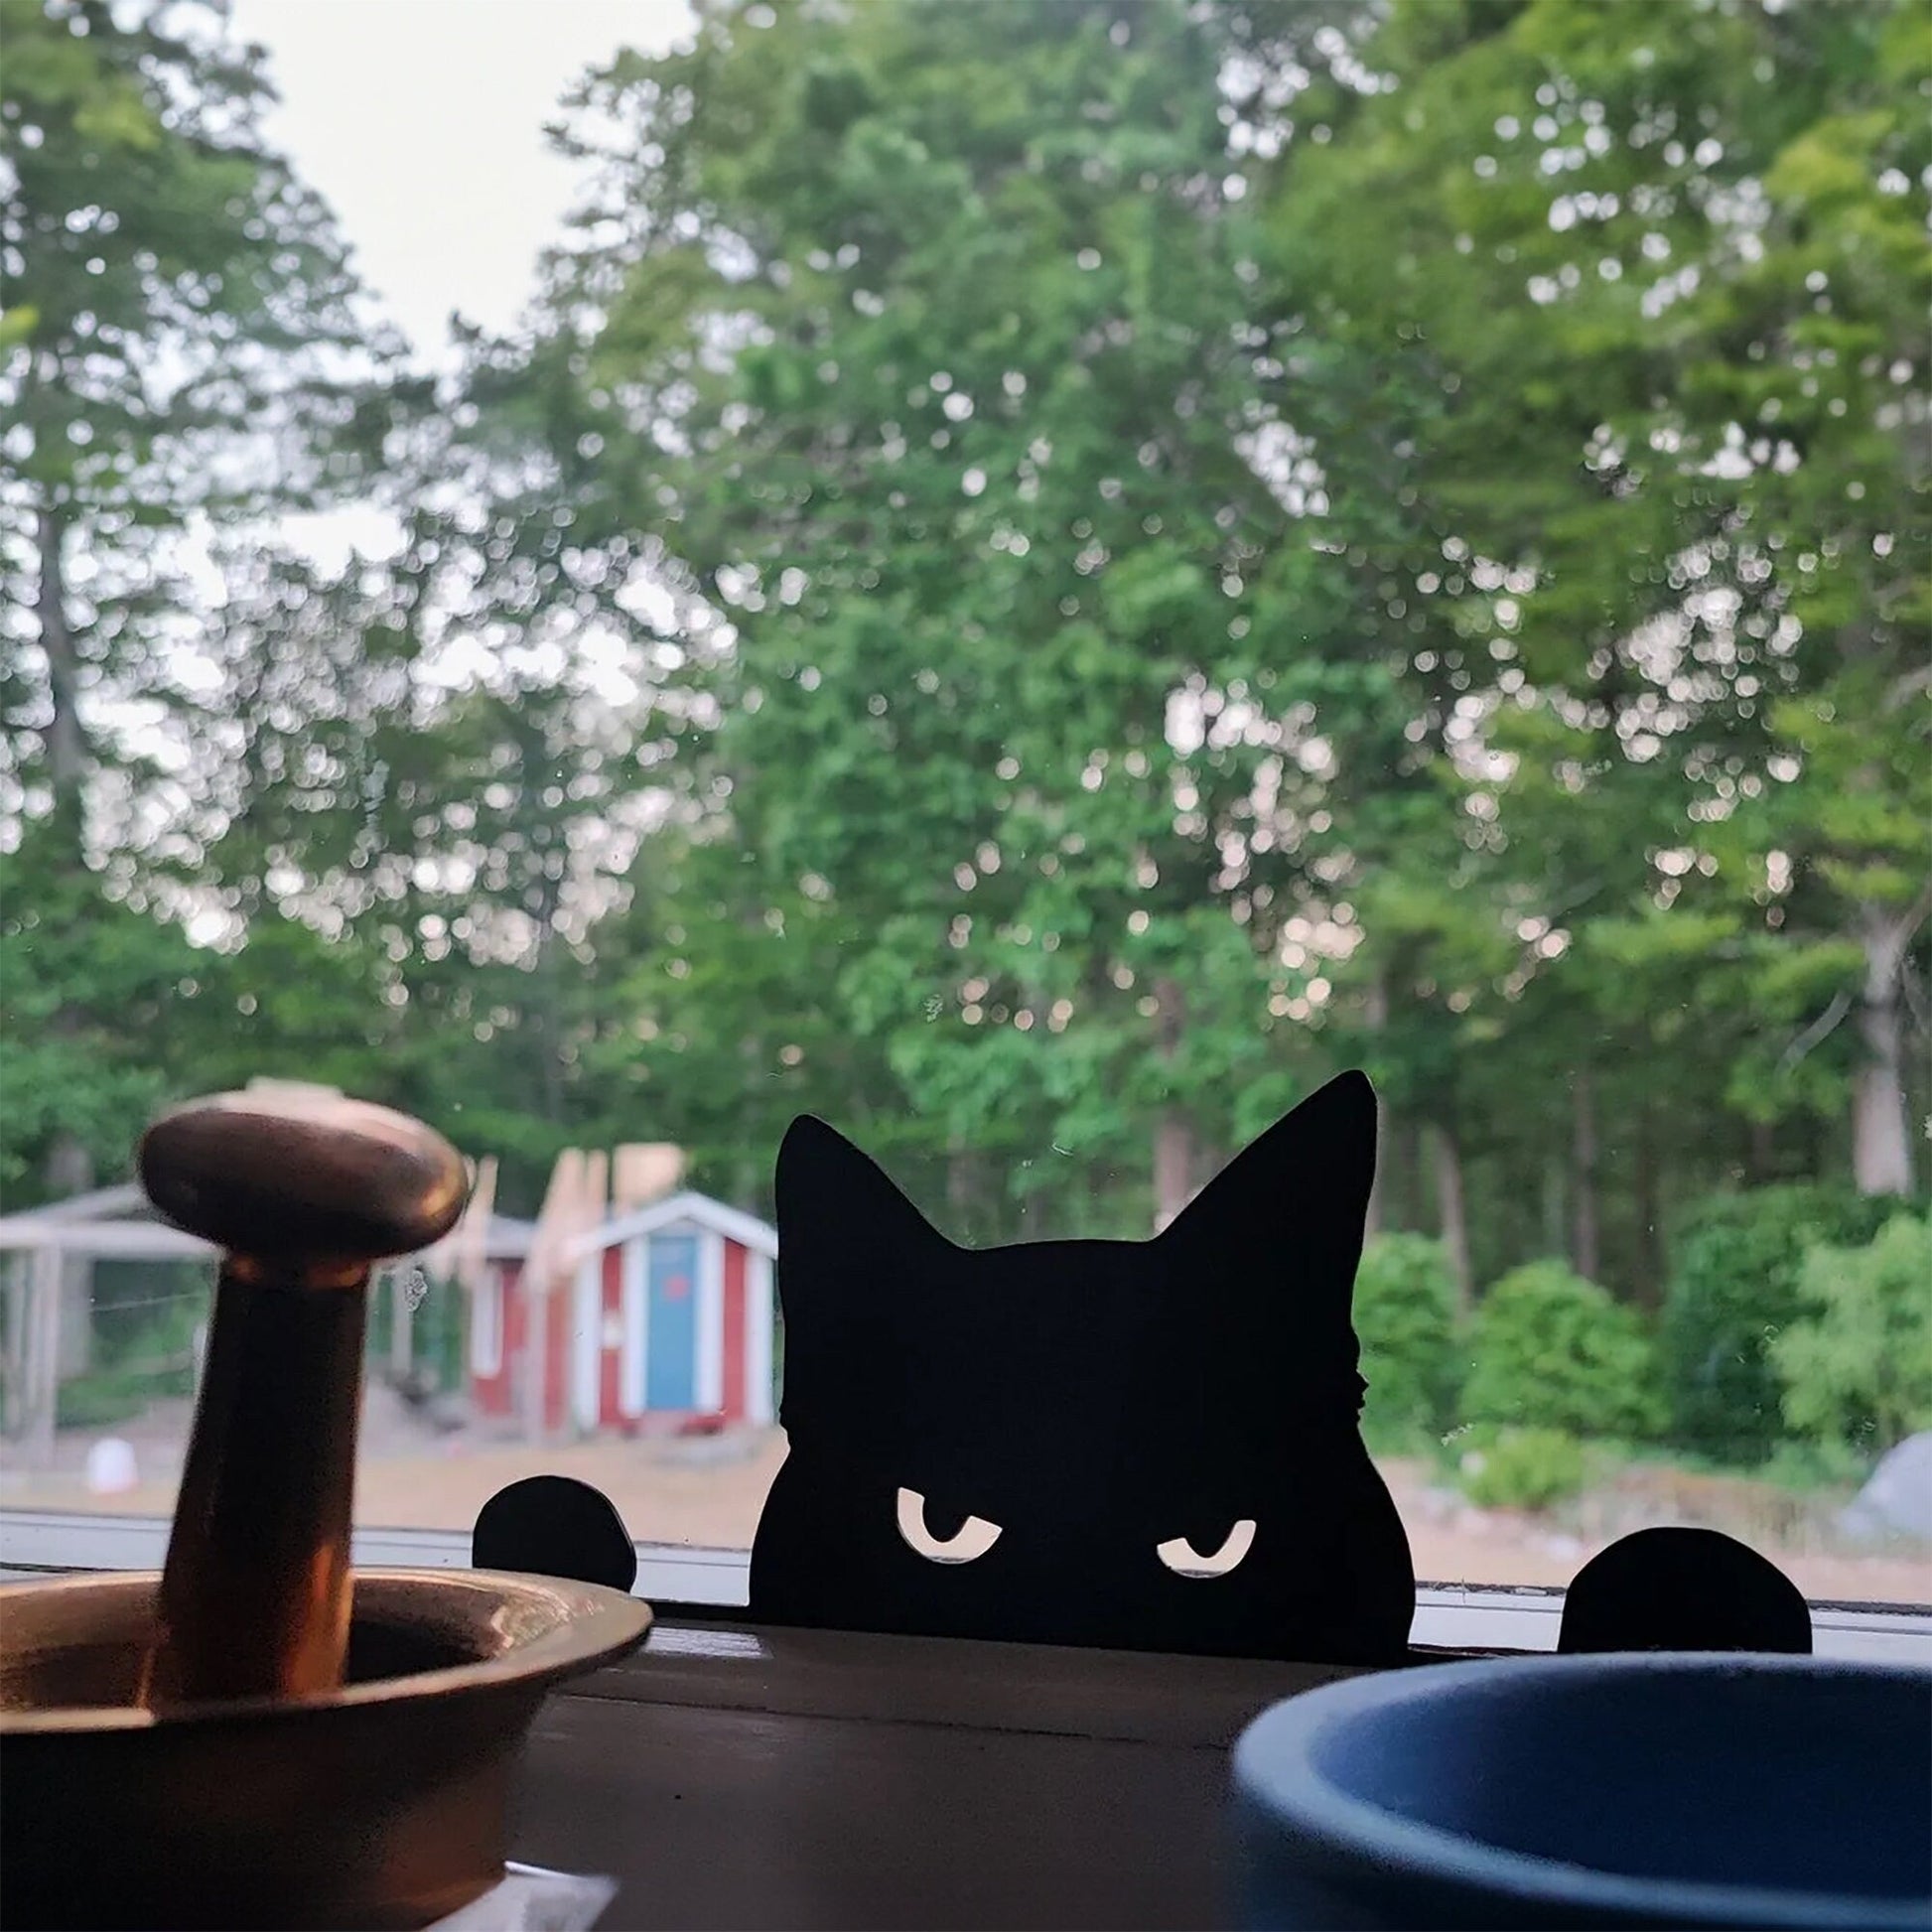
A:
0,1568,652,1930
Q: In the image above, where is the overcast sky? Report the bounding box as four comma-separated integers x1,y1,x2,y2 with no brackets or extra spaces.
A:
199,0,690,583
227,0,692,359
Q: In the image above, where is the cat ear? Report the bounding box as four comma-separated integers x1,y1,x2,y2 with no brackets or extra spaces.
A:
1160,1070,1377,1304
774,1117,949,1449
775,1115,949,1303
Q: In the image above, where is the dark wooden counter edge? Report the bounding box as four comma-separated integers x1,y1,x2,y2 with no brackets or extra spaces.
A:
554,1613,1492,1750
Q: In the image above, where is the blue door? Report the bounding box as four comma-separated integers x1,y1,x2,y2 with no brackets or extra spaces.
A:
644,1232,699,1410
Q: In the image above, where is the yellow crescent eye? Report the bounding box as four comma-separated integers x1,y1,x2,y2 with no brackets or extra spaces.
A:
896,1487,1003,1564
1156,1518,1257,1578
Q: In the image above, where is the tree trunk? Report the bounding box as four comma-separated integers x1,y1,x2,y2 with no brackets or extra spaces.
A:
1747,1117,1777,1184
1571,1065,1599,1282
534,919,567,1126
1361,972,1389,1238
37,501,86,839
946,1145,978,1242
1153,1114,1194,1232
1397,1117,1424,1230
38,499,95,1371
1431,1122,1473,1313
1541,1158,1566,1258
1151,976,1192,1232
1852,898,1920,1196
1632,1098,1662,1308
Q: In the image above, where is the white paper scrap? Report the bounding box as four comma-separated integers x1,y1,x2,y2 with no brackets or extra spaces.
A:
428,1863,619,1932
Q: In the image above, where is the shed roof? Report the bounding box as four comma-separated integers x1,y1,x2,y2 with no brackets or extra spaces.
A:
580,1190,777,1262
8,1182,150,1224
0,1199,536,1265
481,1212,537,1259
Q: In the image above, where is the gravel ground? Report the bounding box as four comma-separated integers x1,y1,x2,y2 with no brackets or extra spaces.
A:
4,1393,1927,1605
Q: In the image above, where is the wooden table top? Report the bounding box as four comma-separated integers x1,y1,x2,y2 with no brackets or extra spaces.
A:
509,1618,1358,1930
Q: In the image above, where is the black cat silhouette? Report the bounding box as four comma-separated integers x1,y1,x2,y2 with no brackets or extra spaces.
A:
1560,1525,1812,1654
474,1473,638,1593
749,1070,1415,1663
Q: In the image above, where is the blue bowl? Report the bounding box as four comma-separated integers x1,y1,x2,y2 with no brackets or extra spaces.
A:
1233,1653,1931,1930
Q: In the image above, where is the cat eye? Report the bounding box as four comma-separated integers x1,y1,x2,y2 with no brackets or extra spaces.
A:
1156,1517,1257,1579
896,1487,1003,1564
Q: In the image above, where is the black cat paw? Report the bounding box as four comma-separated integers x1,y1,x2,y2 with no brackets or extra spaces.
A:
1558,1525,1811,1654
473,1473,638,1592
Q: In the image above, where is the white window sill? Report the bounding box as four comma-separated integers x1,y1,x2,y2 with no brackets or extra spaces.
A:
3,1508,1925,1662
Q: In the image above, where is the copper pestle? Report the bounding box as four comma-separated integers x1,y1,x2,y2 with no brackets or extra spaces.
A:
138,1084,469,1706
0,1086,652,1931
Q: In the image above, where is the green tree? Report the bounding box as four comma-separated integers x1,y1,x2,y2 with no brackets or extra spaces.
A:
538,0,1376,1232
2,0,375,1200
0,821,195,1197
188,487,665,1206
1258,0,1931,1239
3,0,373,837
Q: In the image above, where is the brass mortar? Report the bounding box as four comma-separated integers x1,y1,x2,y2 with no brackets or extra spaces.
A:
1,1567,650,1928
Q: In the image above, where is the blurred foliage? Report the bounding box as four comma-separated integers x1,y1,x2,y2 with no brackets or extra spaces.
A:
1660,1184,1894,1462
1455,1424,1588,1514
1,0,1926,1481
0,829,194,1195
1462,1259,1664,1440
1354,1233,1460,1449
1774,1212,1932,1452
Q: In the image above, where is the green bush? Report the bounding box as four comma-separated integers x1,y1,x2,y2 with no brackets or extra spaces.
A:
1456,1425,1587,1513
1754,1437,1871,1493
1661,1186,1892,1464
57,1362,195,1431
1461,1259,1662,1440
1773,1212,1932,1454
1354,1233,1459,1449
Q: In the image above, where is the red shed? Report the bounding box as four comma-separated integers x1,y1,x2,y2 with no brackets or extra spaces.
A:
471,1191,776,1439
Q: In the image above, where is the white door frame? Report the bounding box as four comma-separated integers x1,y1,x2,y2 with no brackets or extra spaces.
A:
747,1248,775,1426
620,1235,648,1419
572,1249,602,1432
695,1228,725,1414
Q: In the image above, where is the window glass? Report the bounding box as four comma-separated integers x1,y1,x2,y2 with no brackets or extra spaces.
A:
3,0,1926,1617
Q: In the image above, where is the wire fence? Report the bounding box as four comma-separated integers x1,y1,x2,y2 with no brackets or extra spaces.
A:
0,1256,470,1448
